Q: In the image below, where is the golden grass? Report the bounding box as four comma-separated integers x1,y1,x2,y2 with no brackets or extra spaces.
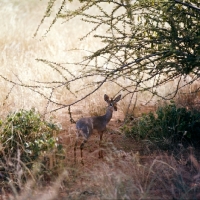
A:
0,0,125,121
3,147,199,200
0,0,90,115
0,1,200,199
0,0,198,119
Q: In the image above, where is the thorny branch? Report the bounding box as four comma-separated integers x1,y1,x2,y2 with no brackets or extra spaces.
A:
1,0,200,121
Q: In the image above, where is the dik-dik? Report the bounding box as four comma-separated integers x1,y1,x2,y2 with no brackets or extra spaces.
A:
74,94,121,164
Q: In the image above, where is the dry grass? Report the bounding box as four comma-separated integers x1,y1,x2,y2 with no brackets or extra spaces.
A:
0,0,126,122
0,1,200,200
70,145,199,200
0,0,198,118
0,110,200,200
0,0,97,115
3,146,200,200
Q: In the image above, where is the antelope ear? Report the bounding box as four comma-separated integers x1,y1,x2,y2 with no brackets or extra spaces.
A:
104,94,110,102
114,94,121,102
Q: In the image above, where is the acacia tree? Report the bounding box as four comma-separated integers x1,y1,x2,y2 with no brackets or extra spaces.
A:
4,0,200,119
38,0,199,93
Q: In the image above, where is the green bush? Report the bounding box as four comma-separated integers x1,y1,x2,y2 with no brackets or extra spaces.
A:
0,108,62,166
124,104,200,149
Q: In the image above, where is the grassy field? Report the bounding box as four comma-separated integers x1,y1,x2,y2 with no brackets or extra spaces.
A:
0,1,200,199
0,0,91,115
0,0,197,117
0,0,127,119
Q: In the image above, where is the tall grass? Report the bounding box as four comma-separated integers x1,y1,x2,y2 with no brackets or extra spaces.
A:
0,0,88,115
85,153,199,200
0,1,200,199
7,150,199,200
0,0,198,118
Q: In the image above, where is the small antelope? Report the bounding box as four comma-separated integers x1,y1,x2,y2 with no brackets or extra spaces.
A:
74,94,121,164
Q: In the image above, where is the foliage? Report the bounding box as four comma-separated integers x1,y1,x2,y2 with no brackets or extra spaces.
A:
0,0,199,118
30,0,200,113
124,103,200,149
0,108,62,166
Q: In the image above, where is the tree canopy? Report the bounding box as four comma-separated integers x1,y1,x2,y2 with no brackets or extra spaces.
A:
24,0,200,115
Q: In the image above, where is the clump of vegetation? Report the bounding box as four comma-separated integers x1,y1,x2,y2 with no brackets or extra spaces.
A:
0,108,63,188
123,103,200,150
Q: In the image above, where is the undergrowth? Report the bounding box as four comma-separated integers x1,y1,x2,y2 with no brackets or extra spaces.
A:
0,107,200,199
123,103,200,150
0,108,64,191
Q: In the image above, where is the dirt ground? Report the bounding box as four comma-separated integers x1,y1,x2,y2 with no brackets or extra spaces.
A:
57,111,140,197
1,109,199,199
56,110,170,199
58,110,140,165
1,105,198,200
53,107,200,200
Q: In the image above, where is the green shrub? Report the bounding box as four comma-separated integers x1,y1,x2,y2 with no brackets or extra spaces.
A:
0,108,62,167
124,104,200,149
